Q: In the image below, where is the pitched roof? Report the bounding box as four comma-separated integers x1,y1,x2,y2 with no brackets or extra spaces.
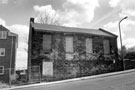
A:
0,25,9,31
31,23,117,37
0,25,18,37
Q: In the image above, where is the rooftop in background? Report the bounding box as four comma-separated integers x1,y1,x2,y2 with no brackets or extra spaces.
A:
31,22,117,38
0,25,18,37
0,25,9,31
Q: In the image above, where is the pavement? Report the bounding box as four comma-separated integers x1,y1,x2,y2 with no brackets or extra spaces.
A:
7,69,135,90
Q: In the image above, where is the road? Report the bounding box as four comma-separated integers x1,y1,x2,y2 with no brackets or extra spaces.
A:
11,71,135,90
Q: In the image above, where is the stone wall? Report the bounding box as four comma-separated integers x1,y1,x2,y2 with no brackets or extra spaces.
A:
31,30,118,81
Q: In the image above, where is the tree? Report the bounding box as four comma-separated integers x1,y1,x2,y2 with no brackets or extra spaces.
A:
127,46,135,52
125,52,135,59
122,46,127,58
118,45,127,58
35,10,62,25
125,46,135,59
24,10,63,52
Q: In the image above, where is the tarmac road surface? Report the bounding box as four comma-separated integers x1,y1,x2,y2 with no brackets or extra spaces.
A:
11,70,135,90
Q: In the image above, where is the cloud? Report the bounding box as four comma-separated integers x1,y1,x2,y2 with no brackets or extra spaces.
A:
33,0,99,27
34,5,56,14
103,21,123,48
109,0,135,18
0,0,8,4
0,18,6,26
103,19,135,48
62,0,99,27
8,24,29,42
109,0,121,8
103,0,135,48
119,9,135,19
123,38,135,48
103,21,120,34
0,18,29,70
33,5,61,24
7,24,29,69
90,8,120,28
120,0,135,10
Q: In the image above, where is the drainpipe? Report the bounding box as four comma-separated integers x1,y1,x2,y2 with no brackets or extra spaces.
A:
9,35,14,85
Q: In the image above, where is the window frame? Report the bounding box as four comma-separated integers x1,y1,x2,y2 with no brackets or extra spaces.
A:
0,66,4,75
0,31,7,39
42,34,52,52
103,39,110,54
65,36,74,60
0,48,5,56
86,38,93,54
65,36,74,53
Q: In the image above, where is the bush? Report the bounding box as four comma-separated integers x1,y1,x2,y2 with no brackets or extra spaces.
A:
125,52,135,59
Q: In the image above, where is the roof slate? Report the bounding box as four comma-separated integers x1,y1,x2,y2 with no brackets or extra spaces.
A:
32,23,116,37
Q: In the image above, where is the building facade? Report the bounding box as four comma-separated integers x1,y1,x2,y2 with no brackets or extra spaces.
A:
28,18,119,81
0,25,18,83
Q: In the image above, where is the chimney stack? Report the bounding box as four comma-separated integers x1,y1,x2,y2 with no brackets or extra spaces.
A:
30,18,34,23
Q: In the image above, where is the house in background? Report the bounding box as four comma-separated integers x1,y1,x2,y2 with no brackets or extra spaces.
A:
28,18,119,82
0,25,18,83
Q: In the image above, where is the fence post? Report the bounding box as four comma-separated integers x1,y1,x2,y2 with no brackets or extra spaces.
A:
9,68,11,87
28,66,31,83
39,66,41,83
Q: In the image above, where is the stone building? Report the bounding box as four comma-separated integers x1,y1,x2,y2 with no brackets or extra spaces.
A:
28,18,118,81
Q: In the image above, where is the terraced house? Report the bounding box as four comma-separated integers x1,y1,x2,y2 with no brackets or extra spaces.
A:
0,25,18,83
28,18,119,82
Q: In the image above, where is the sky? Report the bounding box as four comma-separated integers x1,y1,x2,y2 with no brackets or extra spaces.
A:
0,0,135,70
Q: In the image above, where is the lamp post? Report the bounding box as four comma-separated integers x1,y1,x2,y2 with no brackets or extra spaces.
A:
118,16,128,70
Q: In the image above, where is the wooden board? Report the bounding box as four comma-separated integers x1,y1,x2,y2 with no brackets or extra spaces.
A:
42,61,53,76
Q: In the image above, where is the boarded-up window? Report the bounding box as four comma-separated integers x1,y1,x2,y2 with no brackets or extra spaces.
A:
65,36,73,60
103,39,110,54
43,35,51,51
42,61,53,76
86,38,93,53
65,36,73,53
